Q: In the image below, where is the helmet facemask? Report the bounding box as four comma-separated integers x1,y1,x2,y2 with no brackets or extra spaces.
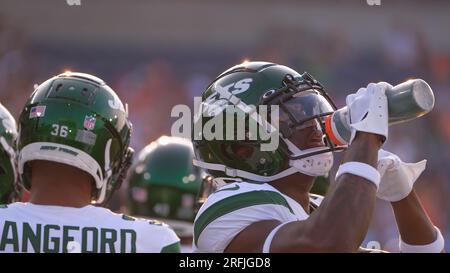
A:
262,73,346,177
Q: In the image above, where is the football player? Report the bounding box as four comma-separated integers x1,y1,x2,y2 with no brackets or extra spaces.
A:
127,136,203,252
0,72,180,253
0,103,19,204
192,61,443,253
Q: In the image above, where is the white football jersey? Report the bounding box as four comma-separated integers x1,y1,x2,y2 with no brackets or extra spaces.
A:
0,202,180,253
193,182,323,253
180,243,193,253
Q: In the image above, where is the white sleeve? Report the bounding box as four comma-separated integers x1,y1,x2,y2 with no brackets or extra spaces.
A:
160,227,181,253
136,222,180,253
195,204,293,253
262,221,293,253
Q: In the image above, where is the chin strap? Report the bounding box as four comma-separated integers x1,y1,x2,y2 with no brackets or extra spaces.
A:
283,138,333,177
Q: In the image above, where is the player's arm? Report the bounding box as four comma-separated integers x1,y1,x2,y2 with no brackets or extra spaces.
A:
376,149,444,252
391,190,441,251
226,133,380,253
226,83,389,253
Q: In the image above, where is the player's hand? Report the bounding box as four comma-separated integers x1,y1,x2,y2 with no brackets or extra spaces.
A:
376,149,427,202
346,82,391,144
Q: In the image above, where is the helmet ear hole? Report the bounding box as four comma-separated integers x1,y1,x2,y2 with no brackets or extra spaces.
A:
230,144,254,160
220,143,252,161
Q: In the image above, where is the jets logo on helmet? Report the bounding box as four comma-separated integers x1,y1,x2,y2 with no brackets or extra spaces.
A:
202,78,253,117
17,72,134,205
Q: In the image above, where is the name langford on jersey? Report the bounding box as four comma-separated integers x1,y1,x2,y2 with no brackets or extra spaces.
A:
0,220,137,253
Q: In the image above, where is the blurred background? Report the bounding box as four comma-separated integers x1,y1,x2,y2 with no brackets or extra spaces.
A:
1,0,449,252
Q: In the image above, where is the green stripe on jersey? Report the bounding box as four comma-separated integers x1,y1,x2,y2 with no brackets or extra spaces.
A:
161,241,181,253
194,190,293,245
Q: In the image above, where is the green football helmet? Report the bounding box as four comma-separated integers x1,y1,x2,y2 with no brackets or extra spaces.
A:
127,136,203,238
17,72,133,204
0,103,18,204
193,61,345,182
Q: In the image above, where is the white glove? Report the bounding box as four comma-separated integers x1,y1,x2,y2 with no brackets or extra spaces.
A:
376,149,427,202
346,82,390,144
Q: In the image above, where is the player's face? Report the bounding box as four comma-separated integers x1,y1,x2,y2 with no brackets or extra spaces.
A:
278,91,330,150
288,120,325,149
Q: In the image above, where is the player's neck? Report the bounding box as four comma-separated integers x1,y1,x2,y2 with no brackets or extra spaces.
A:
28,161,93,208
180,236,192,246
269,173,315,214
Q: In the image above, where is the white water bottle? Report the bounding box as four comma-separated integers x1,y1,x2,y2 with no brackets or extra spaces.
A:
325,79,435,145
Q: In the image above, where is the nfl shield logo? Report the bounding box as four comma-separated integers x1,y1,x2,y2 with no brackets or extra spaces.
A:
83,116,96,130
